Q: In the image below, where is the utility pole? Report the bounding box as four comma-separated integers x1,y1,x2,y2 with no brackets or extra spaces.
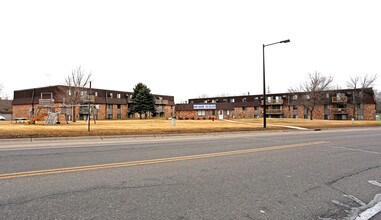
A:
88,81,92,132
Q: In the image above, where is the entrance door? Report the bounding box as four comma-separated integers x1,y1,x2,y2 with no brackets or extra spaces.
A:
219,110,224,120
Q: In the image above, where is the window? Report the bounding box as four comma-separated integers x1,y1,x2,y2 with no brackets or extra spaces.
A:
242,98,247,102
94,91,98,97
117,114,121,119
107,104,113,110
204,100,208,103
107,114,113,119
81,91,87,96
67,90,72,96
290,95,298,100
242,107,247,111
326,93,330,99
211,100,216,103
230,98,235,103
117,104,121,109
117,94,121,99
223,99,228,103
108,93,113,98
198,110,205,116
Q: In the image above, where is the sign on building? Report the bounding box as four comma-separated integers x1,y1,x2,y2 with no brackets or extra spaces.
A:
193,104,216,110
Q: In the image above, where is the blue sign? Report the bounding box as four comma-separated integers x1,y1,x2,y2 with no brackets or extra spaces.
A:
193,104,216,110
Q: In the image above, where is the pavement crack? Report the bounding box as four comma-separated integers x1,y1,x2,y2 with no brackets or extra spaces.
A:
325,165,381,186
0,182,181,208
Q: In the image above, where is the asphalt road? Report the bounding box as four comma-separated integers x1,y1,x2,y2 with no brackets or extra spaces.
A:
1,128,381,220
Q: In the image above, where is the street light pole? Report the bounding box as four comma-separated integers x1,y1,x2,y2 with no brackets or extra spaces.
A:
262,39,290,128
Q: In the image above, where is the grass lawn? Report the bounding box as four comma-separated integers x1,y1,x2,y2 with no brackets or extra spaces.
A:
0,118,380,139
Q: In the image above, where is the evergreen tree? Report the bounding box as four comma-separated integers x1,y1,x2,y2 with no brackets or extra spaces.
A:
129,83,156,119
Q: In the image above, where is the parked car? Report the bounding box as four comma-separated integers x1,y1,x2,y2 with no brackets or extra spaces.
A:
0,114,5,120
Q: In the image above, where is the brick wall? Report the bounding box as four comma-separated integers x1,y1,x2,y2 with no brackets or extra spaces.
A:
13,105,31,119
298,106,304,119
283,106,292,118
312,105,324,120
364,104,376,120
234,107,254,119
163,106,174,118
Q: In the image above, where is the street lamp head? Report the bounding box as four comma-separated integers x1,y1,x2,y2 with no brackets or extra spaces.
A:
280,39,290,43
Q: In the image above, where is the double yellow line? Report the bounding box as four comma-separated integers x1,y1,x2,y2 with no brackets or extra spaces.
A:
0,141,328,180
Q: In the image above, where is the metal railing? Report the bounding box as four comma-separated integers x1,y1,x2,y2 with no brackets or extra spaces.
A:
333,108,347,114
261,99,283,105
332,96,348,103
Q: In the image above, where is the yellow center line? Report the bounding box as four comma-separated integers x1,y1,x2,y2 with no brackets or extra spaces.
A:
0,141,329,180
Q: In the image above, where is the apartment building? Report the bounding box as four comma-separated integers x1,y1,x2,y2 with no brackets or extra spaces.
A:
12,85,175,121
175,88,376,120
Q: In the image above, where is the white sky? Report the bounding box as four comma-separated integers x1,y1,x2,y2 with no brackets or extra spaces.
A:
1,0,380,103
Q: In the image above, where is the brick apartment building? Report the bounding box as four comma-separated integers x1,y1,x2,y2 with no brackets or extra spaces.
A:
175,88,376,120
12,85,175,121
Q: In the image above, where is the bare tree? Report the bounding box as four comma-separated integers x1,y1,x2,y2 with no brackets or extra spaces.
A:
0,83,3,100
63,66,92,122
198,94,209,98
346,74,377,119
375,90,381,113
289,72,333,120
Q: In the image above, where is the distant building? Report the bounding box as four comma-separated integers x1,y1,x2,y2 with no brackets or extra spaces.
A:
12,85,175,121
175,88,376,120
0,99,12,120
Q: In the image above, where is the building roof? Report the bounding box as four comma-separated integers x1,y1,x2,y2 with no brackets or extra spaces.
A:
12,85,175,106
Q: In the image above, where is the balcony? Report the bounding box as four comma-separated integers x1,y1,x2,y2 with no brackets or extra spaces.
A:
81,95,95,103
333,108,348,114
266,109,283,114
332,96,348,103
261,99,283,105
156,99,169,105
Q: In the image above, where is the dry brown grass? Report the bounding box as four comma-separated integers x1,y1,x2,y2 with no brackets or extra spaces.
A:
0,118,380,139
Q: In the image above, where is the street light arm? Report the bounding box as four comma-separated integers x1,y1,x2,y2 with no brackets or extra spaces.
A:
264,39,290,47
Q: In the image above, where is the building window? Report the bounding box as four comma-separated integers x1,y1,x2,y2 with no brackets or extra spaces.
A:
204,100,208,103
117,94,121,99
117,104,121,109
242,98,247,102
211,100,216,103
242,107,247,111
108,93,113,98
94,91,98,97
67,90,72,96
198,110,206,116
107,114,113,119
290,95,298,100
117,114,121,119
107,104,113,110
230,98,235,103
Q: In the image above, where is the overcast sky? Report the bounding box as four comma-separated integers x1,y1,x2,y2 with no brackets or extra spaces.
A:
1,0,380,102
